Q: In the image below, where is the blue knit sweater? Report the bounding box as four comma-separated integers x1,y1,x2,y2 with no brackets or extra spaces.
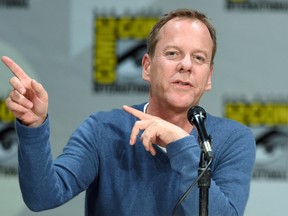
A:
16,103,255,216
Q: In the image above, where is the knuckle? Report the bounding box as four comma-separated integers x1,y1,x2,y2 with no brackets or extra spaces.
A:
10,89,20,100
134,120,142,128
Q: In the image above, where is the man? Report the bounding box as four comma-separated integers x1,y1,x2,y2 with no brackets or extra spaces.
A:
3,9,255,216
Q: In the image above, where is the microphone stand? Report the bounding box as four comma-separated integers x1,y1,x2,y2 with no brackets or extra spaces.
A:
198,149,212,216
187,106,213,216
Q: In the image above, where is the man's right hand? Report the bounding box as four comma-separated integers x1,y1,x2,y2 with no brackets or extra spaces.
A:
2,56,48,127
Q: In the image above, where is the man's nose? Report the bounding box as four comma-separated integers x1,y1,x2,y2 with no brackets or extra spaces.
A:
177,55,193,72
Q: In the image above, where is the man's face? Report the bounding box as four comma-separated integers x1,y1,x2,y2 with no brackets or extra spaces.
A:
142,18,214,110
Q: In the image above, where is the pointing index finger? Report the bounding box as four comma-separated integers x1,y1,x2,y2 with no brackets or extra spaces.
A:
122,105,150,120
2,56,31,81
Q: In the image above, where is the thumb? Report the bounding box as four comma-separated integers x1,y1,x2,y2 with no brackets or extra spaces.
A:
31,79,48,102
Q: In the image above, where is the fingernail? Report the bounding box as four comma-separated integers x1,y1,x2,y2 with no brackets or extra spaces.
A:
129,138,135,145
32,79,38,85
27,102,33,109
19,87,26,94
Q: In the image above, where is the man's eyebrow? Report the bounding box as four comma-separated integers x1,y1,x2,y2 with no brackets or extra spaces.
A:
163,45,179,49
193,48,210,56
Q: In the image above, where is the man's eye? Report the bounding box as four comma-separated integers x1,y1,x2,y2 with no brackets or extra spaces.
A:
166,51,177,56
193,55,206,63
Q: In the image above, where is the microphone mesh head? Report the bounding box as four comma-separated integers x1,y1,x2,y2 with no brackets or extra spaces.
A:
187,106,207,124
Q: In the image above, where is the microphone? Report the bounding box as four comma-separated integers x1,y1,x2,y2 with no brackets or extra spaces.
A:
187,106,213,160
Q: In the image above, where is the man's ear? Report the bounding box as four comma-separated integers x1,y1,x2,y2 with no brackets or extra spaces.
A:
205,65,214,91
142,54,151,82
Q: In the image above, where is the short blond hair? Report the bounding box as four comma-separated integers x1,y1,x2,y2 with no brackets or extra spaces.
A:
147,9,217,64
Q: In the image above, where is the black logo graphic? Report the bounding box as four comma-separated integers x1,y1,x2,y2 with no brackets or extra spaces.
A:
226,0,288,11
0,0,29,8
0,122,18,176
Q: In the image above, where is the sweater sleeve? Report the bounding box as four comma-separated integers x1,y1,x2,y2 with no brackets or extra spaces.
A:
17,116,98,212
166,125,256,216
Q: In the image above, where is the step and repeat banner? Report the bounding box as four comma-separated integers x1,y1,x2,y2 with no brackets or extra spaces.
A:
0,0,287,215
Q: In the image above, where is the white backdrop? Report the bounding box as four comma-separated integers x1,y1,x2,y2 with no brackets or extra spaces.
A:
0,0,287,215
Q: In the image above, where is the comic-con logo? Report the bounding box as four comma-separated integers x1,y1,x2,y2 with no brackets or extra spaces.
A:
226,0,288,11
0,103,17,176
0,96,17,176
93,13,159,93
225,99,288,180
